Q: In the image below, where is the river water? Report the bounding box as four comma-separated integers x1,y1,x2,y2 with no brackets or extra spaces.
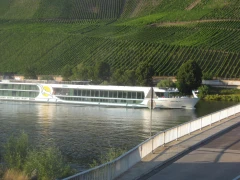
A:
0,100,237,170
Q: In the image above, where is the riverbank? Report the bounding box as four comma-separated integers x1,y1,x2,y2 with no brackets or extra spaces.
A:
202,86,240,102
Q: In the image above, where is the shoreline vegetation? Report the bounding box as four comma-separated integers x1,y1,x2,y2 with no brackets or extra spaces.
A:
0,132,125,180
0,132,74,180
198,86,240,102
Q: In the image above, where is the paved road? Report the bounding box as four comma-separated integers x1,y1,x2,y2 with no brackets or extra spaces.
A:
145,125,240,180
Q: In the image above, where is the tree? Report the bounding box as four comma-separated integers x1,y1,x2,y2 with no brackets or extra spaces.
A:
61,64,73,81
40,75,54,80
176,60,202,95
94,61,111,82
124,69,136,86
3,72,15,80
23,66,38,79
157,79,176,88
110,68,125,85
72,63,90,81
202,72,214,80
136,62,154,86
110,69,136,86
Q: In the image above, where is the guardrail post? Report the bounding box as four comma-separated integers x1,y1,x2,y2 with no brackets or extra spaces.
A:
219,111,221,122
210,114,212,126
152,137,154,153
163,131,165,147
176,126,178,141
140,145,142,157
200,118,202,130
189,122,191,135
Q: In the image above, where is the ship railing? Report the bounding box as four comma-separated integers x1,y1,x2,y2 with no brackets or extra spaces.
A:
63,103,240,180
0,79,91,85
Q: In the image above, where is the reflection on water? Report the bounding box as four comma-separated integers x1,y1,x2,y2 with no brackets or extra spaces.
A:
0,100,237,169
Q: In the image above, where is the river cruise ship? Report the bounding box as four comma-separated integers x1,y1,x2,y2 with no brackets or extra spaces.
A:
0,80,199,109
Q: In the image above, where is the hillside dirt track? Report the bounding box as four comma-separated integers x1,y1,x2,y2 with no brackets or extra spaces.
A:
152,19,240,27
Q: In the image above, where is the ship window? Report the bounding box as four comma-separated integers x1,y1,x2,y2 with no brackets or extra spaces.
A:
1,91,5,96
8,91,12,96
127,92,131,99
109,91,113,97
132,92,136,99
113,91,118,98
69,89,74,96
8,84,12,89
155,92,164,97
95,90,99,97
13,84,18,89
123,91,127,98
74,89,78,96
3,91,8,96
91,90,95,97
82,90,86,96
118,91,123,98
0,91,4,96
137,92,143,99
31,85,39,90
29,92,38,97
3,84,8,89
85,90,90,96
100,91,104,97
78,90,82,96
25,92,29,97
164,92,169,98
104,91,108,97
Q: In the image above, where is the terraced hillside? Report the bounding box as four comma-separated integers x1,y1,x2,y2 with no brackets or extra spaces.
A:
0,0,240,78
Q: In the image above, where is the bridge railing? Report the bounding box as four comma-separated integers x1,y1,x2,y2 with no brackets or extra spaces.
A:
63,104,240,180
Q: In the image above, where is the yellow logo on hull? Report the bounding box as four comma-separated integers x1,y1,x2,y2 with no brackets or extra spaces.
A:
41,85,52,98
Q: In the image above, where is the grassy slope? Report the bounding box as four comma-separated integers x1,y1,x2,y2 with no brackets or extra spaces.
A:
0,0,239,77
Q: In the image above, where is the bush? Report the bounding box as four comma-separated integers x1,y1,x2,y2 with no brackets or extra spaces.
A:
3,132,29,170
24,147,72,180
198,85,209,99
89,148,125,168
204,94,221,101
204,94,240,102
232,95,239,102
2,133,73,180
2,169,28,180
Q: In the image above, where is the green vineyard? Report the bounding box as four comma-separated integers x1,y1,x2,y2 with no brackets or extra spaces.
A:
0,0,240,78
